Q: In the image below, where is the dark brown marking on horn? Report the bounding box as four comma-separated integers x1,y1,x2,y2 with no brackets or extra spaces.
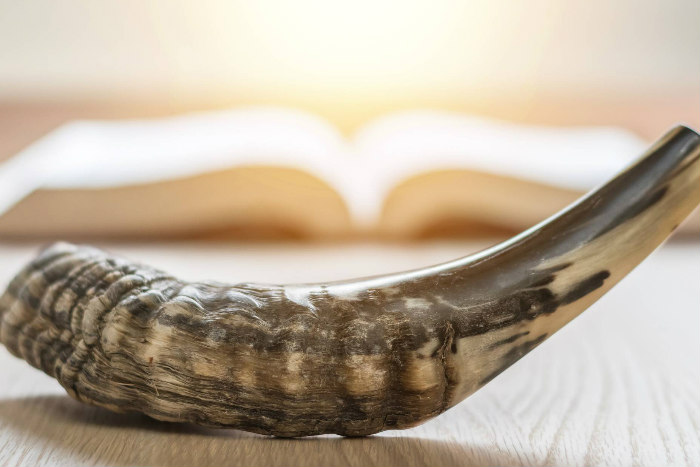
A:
479,333,549,386
560,270,611,305
488,331,531,349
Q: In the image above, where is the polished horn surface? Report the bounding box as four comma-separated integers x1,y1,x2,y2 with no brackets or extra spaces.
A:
1,126,698,437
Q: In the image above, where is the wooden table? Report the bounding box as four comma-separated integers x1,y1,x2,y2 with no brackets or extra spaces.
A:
0,239,698,466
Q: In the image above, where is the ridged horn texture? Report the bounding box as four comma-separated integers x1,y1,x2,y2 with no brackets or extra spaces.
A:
1,126,699,437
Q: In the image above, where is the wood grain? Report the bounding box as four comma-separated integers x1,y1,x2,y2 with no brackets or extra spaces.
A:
0,239,698,466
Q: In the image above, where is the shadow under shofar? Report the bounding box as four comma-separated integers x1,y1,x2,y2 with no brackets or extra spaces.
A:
0,126,698,437
0,395,526,467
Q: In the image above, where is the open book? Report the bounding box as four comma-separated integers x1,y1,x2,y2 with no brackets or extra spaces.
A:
0,107,695,239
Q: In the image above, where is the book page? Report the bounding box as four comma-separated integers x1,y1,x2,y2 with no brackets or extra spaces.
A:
0,107,372,238
0,106,353,216
49,107,352,189
349,110,648,226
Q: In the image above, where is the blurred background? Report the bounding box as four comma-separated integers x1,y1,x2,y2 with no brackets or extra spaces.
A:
1,0,698,152
0,0,698,243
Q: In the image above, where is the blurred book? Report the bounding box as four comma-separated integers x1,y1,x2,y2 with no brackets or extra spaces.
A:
0,107,696,240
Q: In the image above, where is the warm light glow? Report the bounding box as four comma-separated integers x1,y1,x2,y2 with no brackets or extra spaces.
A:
145,0,525,98
0,0,698,133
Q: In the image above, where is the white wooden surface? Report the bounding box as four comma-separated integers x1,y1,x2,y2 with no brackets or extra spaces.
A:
0,239,698,467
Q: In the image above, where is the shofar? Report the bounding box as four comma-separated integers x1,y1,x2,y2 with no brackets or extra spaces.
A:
1,126,698,437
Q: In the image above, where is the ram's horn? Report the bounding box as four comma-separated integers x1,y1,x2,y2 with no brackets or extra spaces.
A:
1,126,698,437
